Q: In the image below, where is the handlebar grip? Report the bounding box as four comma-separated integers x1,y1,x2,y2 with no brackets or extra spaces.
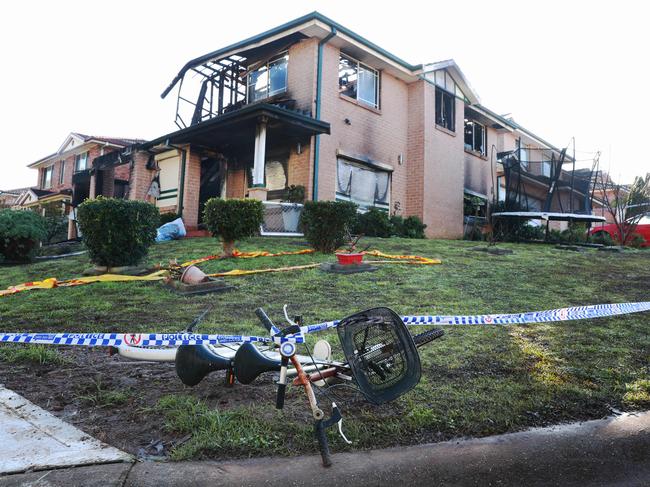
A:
255,308,275,332
314,419,333,467
276,383,287,409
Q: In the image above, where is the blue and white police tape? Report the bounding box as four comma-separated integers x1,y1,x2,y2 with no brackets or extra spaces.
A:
0,332,303,347
299,301,650,334
1,301,649,348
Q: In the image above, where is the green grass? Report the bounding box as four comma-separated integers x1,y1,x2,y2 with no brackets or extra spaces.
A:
75,377,133,408
0,236,649,459
0,344,67,365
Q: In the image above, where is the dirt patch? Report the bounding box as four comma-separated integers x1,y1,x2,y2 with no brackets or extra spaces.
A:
0,347,285,458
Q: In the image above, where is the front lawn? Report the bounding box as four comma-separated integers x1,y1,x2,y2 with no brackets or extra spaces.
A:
0,237,648,459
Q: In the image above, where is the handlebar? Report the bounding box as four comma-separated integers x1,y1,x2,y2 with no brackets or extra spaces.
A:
255,308,275,332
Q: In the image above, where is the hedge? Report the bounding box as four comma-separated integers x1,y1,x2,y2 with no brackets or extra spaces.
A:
300,201,358,252
77,197,159,267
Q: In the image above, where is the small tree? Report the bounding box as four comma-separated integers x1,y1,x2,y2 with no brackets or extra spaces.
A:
77,197,159,267
597,172,650,246
0,209,46,262
203,198,264,257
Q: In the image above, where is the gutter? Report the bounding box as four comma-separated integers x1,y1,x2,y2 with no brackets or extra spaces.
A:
312,27,337,201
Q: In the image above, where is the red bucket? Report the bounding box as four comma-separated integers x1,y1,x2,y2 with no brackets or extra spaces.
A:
335,253,364,265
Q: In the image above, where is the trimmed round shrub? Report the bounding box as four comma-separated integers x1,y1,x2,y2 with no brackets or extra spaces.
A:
354,208,392,237
0,209,46,262
203,198,264,256
77,197,159,267
300,201,358,253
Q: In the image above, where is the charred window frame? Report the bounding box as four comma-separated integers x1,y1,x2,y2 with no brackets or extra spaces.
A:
74,152,88,172
336,158,390,210
435,87,455,132
464,119,486,155
42,166,53,189
247,52,289,103
58,160,65,185
338,54,380,109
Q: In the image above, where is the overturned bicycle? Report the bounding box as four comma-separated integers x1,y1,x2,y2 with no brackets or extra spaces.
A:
2,300,650,467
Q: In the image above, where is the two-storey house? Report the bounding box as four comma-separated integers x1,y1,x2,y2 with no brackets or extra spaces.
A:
88,12,597,237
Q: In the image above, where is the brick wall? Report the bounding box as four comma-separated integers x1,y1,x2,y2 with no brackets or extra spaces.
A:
287,38,318,113
128,151,155,202
317,43,410,214
422,82,464,238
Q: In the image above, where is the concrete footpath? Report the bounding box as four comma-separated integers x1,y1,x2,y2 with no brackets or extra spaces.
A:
2,411,649,487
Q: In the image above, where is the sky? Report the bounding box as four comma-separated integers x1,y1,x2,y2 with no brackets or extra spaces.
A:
1,0,648,190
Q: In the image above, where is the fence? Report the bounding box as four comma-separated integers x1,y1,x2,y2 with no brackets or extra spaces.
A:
260,201,304,237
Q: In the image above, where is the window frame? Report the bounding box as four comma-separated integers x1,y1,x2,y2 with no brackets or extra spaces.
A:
435,87,455,132
464,119,486,156
58,160,65,185
42,165,53,189
338,53,380,110
519,145,529,170
246,52,289,103
74,152,88,172
335,158,390,211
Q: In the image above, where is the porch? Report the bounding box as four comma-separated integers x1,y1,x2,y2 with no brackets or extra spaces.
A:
140,103,329,229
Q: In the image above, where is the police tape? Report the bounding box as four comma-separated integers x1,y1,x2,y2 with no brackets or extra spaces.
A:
301,301,650,333
1,301,649,348
0,332,296,347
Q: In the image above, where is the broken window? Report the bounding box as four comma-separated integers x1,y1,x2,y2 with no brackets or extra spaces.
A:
247,53,288,103
338,54,379,109
463,191,487,218
464,119,486,155
42,166,53,189
75,152,88,172
265,160,287,192
435,87,455,132
336,158,390,210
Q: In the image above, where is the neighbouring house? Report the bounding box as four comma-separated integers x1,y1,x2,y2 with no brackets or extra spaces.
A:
75,12,599,238
17,133,144,239
0,188,28,208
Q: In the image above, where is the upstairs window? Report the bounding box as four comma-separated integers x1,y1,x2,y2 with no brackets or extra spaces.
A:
464,119,486,155
435,87,455,131
75,152,88,172
42,166,53,189
336,158,390,210
59,160,65,184
338,54,379,109
247,53,288,103
519,145,529,170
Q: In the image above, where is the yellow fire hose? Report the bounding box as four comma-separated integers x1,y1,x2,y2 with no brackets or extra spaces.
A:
0,249,440,297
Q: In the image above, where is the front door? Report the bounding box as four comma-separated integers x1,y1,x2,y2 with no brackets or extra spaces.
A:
198,157,224,225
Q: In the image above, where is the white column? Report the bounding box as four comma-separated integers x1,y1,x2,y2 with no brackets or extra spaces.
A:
252,119,267,187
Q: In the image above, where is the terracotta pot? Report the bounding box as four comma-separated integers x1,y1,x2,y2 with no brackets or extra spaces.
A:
180,265,209,284
335,252,364,265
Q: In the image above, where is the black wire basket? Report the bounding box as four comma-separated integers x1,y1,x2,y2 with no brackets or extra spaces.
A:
337,307,421,404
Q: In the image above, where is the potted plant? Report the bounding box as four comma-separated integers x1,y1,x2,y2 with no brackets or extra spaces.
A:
282,185,305,232
335,231,366,265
